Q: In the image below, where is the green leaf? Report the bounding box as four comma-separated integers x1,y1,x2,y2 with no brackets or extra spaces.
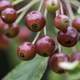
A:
3,55,48,80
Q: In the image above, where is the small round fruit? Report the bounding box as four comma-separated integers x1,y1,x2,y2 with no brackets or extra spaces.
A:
0,18,6,33
18,26,32,43
54,14,69,32
49,53,69,73
17,42,36,60
57,27,79,47
71,52,80,61
36,36,55,57
0,0,12,13
1,8,17,24
0,34,9,49
72,18,80,32
25,11,45,32
44,0,59,13
5,23,19,38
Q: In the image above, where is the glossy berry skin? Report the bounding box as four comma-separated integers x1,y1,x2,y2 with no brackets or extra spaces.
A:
25,11,45,32
0,18,6,33
0,0,12,13
71,52,80,61
1,8,17,24
5,23,19,38
54,14,69,32
36,36,55,57
49,53,69,73
17,42,36,60
72,18,80,32
57,27,79,47
44,0,59,13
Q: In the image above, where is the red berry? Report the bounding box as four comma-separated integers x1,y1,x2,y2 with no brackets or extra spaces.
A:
49,53,69,73
1,8,17,24
44,0,59,13
54,14,69,32
17,42,36,60
0,34,9,49
71,52,80,61
18,26,32,43
57,27,79,47
36,36,55,57
0,0,12,13
5,23,19,38
0,18,6,33
25,11,46,32
72,18,80,32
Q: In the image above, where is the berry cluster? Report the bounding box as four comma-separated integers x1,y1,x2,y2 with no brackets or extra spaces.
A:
17,0,80,74
0,0,80,74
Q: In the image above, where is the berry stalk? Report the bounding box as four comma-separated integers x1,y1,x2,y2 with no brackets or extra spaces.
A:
15,0,40,24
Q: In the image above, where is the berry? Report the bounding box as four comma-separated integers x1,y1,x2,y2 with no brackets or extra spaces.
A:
25,11,45,32
0,34,9,49
0,18,6,33
18,26,32,43
72,18,80,32
1,8,17,24
57,27,79,47
49,53,69,73
36,36,55,57
44,0,59,13
54,14,69,32
0,0,12,13
17,42,36,60
71,52,80,61
5,23,19,38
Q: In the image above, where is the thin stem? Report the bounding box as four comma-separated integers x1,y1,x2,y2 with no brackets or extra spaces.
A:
59,1,64,15
15,0,40,24
32,0,44,44
64,0,74,20
17,0,40,14
12,0,23,5
38,0,44,11
58,44,62,53
32,32,41,44
43,9,47,36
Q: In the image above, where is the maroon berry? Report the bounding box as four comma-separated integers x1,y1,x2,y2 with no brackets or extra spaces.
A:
36,36,55,57
54,14,69,32
0,0,12,13
1,8,17,24
72,18,80,32
25,11,46,32
49,53,69,73
71,52,80,61
57,27,79,47
0,34,9,49
18,26,32,43
5,23,19,38
17,42,36,60
0,18,6,33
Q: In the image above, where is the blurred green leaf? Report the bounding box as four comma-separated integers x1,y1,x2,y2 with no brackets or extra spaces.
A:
3,55,48,80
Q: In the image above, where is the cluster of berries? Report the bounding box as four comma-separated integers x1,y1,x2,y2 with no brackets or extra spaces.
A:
17,0,80,73
0,0,19,37
0,0,80,74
